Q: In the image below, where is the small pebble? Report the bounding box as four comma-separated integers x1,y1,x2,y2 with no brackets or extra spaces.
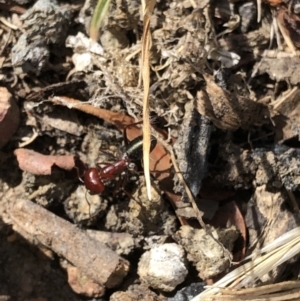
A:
138,243,188,292
168,282,205,301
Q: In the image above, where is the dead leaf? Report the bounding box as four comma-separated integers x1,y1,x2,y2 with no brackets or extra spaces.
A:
196,75,268,131
0,87,19,148
15,148,76,175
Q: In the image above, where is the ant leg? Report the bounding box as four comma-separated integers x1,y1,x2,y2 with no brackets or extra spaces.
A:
76,167,84,183
112,174,123,195
116,170,141,205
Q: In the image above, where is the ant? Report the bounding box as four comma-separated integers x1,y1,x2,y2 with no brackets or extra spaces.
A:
82,135,157,195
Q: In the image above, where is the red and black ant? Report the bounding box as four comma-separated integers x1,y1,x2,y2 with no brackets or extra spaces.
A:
82,135,157,195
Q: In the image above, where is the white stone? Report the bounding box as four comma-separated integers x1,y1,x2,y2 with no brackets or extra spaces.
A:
138,243,188,292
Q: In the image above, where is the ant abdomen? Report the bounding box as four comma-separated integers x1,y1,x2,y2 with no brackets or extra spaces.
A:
125,135,157,161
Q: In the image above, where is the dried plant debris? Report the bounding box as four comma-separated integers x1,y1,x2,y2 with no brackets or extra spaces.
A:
0,223,81,301
71,0,214,126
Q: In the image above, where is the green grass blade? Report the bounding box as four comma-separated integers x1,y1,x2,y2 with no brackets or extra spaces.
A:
90,0,112,41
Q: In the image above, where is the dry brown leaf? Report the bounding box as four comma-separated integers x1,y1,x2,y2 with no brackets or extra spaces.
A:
14,148,76,175
196,75,268,131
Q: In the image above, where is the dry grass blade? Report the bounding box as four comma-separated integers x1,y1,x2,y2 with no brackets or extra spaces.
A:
209,282,300,301
256,0,262,22
191,226,300,301
141,0,156,200
89,0,112,41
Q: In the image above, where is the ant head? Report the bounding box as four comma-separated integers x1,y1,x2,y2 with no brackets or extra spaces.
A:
84,168,105,194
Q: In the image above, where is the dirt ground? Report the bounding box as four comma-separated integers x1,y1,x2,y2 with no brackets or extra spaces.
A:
0,0,300,300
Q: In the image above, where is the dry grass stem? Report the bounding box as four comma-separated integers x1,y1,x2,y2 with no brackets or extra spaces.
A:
141,0,156,200
192,227,300,301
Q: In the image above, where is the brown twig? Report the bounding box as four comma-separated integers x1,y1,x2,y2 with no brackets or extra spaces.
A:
7,198,130,288
50,96,135,131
